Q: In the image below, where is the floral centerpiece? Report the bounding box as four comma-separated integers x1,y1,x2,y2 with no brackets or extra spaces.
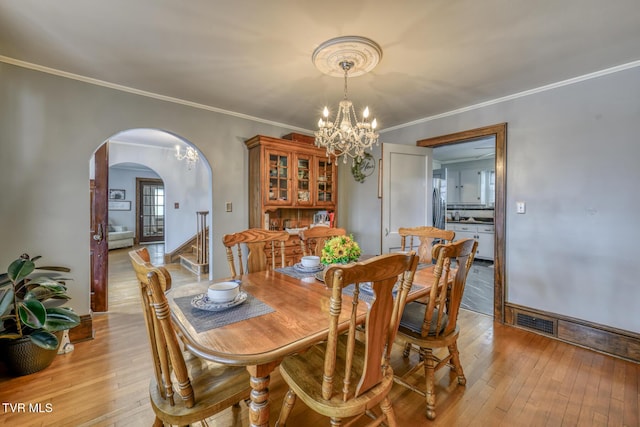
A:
321,235,361,265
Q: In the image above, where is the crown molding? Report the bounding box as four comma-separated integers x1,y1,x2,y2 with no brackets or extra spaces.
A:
381,59,640,134
3,55,639,136
0,55,311,134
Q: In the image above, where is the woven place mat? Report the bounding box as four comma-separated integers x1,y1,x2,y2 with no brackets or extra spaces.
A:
342,284,422,305
275,266,320,279
278,261,432,279
174,293,275,333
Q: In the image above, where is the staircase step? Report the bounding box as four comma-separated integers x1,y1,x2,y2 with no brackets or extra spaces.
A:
179,254,209,276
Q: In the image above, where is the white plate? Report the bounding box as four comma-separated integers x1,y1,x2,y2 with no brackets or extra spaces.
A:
293,262,324,273
191,291,248,312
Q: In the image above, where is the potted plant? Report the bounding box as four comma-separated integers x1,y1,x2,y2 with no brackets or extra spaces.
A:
0,253,80,376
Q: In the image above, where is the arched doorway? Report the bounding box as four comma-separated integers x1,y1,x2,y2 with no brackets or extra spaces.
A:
90,128,212,312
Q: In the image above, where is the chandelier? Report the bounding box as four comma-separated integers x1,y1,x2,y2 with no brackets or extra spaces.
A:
175,145,199,169
312,36,382,165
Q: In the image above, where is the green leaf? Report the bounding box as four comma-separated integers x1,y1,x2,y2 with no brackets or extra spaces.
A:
42,297,71,309
36,266,71,273
28,277,69,287
0,287,14,315
0,273,11,287
25,284,68,301
44,307,80,331
25,286,56,301
29,330,59,350
17,299,46,329
8,258,35,283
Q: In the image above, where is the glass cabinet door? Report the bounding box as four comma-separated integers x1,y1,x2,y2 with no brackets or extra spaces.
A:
294,154,312,206
316,158,335,204
267,151,290,204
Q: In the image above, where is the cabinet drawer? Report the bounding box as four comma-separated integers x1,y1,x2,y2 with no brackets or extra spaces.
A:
265,235,303,266
447,223,494,261
450,224,475,232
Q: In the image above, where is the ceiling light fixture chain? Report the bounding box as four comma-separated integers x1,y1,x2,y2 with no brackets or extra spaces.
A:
312,36,381,166
341,60,352,100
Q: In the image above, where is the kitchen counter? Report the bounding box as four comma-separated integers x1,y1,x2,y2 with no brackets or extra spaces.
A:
446,220,494,225
446,221,495,260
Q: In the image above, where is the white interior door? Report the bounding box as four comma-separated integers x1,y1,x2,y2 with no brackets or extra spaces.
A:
381,143,432,253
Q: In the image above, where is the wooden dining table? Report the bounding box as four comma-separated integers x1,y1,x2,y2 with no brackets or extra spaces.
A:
166,264,437,427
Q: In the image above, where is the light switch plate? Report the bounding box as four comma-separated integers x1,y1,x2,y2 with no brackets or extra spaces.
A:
225,202,232,212
516,201,526,214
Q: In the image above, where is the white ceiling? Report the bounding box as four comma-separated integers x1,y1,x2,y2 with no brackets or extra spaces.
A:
2,0,639,135
432,137,495,163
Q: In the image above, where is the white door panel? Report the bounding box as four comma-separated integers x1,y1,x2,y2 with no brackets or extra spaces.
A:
381,143,432,254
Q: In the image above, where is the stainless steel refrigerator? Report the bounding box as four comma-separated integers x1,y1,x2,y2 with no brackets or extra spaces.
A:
432,178,446,230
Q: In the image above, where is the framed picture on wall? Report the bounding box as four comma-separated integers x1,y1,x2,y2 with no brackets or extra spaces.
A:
108,201,131,211
109,189,126,200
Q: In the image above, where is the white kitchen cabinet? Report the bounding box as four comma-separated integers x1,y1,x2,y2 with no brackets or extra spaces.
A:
448,223,476,241
476,224,495,261
446,223,494,261
459,169,482,203
446,172,461,203
446,168,482,204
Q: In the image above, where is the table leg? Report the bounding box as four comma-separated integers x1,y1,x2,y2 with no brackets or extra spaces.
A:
247,362,279,427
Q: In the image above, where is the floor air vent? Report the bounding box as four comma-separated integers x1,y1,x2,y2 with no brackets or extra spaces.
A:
516,313,555,336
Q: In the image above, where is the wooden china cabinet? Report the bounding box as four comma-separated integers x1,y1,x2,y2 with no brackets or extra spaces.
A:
245,133,338,266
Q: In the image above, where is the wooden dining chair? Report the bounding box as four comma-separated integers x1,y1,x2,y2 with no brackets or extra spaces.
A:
222,228,289,278
275,252,419,427
393,238,477,420
129,252,251,426
398,226,457,355
399,226,455,264
129,247,172,291
298,226,347,257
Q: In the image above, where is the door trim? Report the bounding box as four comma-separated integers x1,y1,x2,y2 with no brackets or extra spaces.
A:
136,178,165,243
417,123,506,323
91,143,109,312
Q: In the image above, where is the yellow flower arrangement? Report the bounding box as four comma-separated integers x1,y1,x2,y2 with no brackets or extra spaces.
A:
321,235,361,265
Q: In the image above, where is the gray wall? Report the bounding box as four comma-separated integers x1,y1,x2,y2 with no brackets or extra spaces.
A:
0,62,298,314
379,67,640,333
108,141,211,253
108,165,161,233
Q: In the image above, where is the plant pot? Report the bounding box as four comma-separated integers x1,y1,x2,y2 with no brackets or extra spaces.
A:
0,333,62,376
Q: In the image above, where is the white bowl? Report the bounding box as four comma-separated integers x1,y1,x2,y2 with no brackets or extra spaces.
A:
301,256,320,268
207,281,240,303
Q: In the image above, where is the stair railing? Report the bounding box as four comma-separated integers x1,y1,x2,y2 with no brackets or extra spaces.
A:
196,211,209,264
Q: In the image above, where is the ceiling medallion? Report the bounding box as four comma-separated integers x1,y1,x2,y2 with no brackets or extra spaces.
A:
312,36,382,77
312,36,382,165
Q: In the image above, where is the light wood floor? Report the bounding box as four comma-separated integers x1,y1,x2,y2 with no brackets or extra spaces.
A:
1,245,638,426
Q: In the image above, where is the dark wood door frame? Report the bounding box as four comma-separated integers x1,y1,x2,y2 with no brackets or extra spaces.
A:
90,143,109,312
417,123,506,323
